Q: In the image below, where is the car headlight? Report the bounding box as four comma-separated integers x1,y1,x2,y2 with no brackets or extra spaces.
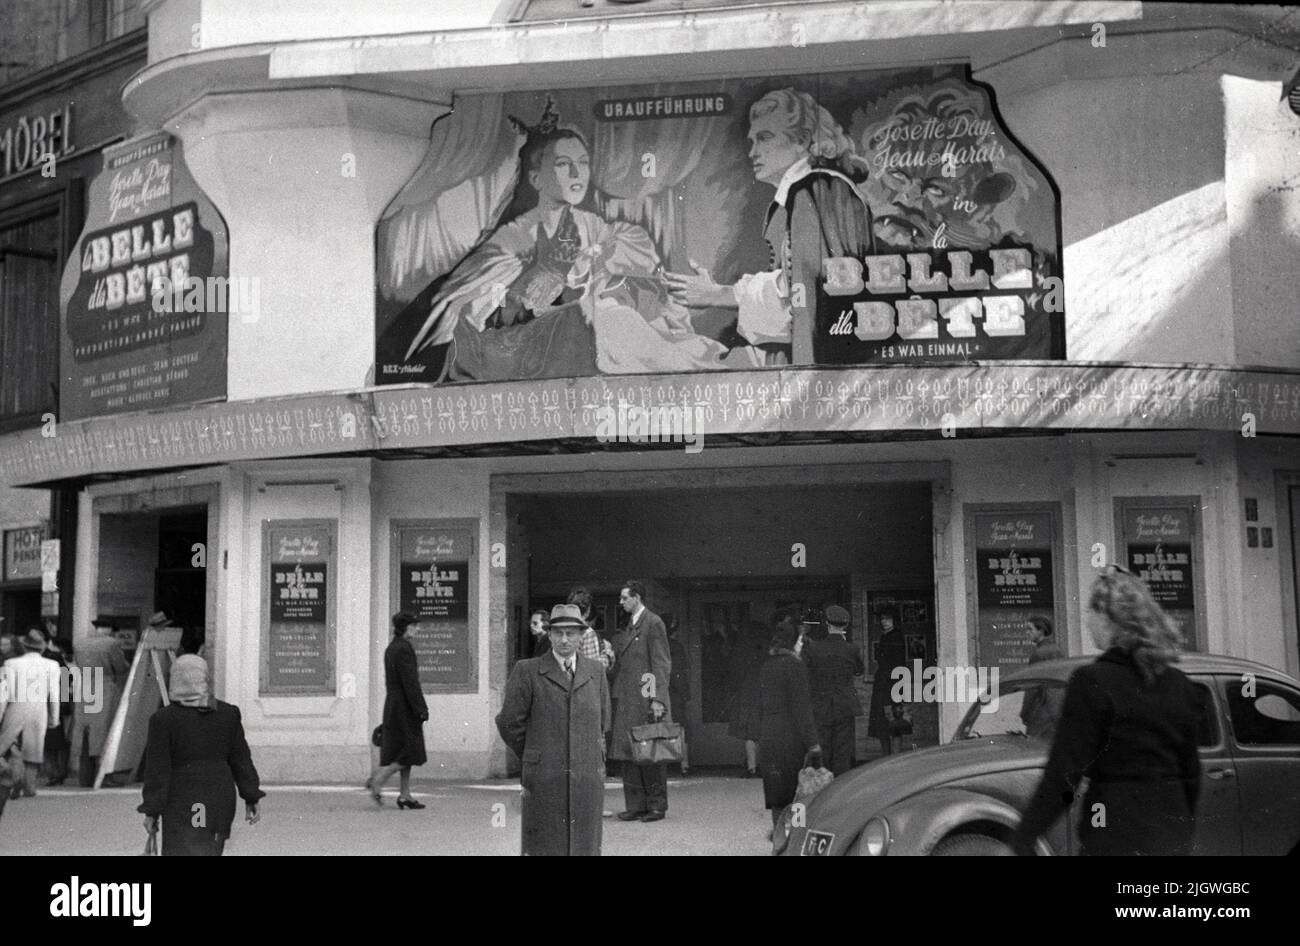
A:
854,816,891,856
772,808,794,855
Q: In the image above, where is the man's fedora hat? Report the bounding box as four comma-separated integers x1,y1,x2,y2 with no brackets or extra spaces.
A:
91,615,118,629
21,628,47,650
146,611,172,628
548,604,588,629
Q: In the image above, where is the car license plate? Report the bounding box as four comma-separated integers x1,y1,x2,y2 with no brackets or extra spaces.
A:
801,831,835,856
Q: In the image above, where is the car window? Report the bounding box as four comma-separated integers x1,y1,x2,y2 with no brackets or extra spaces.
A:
1227,679,1300,747
957,681,1067,739
1191,682,1219,747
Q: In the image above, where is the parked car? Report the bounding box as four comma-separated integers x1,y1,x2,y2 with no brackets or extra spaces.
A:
775,654,1300,855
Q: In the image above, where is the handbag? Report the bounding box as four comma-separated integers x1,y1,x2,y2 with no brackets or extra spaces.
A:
371,725,384,748
629,721,684,765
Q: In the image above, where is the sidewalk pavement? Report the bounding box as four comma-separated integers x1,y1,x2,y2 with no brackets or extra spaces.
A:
0,775,773,856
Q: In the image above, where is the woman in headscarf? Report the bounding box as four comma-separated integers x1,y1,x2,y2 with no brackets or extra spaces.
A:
138,655,264,856
1012,566,1202,856
366,612,429,808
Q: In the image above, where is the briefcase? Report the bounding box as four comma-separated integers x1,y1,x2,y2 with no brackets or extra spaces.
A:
629,722,684,765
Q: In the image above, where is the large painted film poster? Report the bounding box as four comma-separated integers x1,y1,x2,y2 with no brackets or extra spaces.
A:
376,65,1062,385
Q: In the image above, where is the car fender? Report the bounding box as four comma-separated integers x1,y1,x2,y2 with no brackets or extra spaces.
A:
868,786,1053,856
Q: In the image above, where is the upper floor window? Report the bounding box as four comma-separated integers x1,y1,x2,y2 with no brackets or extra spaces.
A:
0,0,144,88
0,206,60,428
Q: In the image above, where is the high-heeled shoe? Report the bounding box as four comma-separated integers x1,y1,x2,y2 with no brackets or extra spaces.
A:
396,797,425,810
365,777,383,806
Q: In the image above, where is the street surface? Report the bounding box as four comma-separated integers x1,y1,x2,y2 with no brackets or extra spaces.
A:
0,774,772,856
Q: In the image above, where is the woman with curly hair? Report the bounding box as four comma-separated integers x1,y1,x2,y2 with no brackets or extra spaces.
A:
1012,566,1202,856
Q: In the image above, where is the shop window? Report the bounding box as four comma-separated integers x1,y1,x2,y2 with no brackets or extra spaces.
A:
0,209,60,427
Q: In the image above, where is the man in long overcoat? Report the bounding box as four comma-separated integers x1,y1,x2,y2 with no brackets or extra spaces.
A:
609,581,672,821
496,603,611,856
802,604,864,775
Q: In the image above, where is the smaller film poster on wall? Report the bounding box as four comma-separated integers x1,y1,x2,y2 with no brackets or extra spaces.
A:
971,510,1058,671
262,521,335,695
394,522,476,691
1121,505,1197,644
59,131,229,421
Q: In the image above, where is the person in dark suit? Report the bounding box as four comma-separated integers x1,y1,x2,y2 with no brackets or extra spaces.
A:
867,606,908,756
664,613,690,776
528,609,552,658
496,603,611,855
1012,567,1202,856
609,580,672,822
757,623,822,827
802,604,863,775
138,655,263,855
367,612,429,809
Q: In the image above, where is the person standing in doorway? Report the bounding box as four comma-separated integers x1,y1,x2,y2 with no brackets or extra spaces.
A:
69,617,130,787
725,620,770,777
867,607,908,757
367,612,429,809
496,603,610,855
528,609,552,659
664,613,691,776
802,604,864,775
0,629,61,798
567,587,615,672
609,581,672,822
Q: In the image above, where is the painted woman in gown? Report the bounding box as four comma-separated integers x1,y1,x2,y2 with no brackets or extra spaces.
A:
399,106,745,380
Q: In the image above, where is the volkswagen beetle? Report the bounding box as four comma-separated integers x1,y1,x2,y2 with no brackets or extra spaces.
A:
774,654,1300,855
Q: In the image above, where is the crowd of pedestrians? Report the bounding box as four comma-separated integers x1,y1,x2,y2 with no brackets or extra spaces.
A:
0,562,1221,858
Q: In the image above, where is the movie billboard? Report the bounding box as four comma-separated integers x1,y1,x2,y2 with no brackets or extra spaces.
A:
376,65,1062,385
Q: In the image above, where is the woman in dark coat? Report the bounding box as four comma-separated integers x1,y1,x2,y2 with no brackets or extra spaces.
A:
368,612,429,808
139,655,264,856
756,624,822,826
867,607,908,756
726,620,772,775
1013,567,1202,856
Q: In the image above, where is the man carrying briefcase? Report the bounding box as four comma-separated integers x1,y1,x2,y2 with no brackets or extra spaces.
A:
609,581,673,822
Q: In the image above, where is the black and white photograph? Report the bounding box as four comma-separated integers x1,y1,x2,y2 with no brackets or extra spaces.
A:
0,0,1298,906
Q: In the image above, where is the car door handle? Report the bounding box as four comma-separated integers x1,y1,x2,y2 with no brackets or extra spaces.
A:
1206,768,1235,780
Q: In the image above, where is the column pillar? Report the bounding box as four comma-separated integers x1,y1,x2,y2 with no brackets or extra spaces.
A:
167,88,451,400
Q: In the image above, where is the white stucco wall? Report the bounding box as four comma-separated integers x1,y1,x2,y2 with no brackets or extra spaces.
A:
1224,74,1300,371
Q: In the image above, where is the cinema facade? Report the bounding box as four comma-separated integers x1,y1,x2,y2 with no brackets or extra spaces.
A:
0,0,1297,781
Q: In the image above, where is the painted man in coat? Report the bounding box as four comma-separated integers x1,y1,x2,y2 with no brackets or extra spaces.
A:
497,604,611,856
608,581,672,820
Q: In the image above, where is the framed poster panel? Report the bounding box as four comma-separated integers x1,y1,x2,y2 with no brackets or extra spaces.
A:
391,519,478,694
1113,497,1206,652
964,503,1065,673
260,519,337,696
